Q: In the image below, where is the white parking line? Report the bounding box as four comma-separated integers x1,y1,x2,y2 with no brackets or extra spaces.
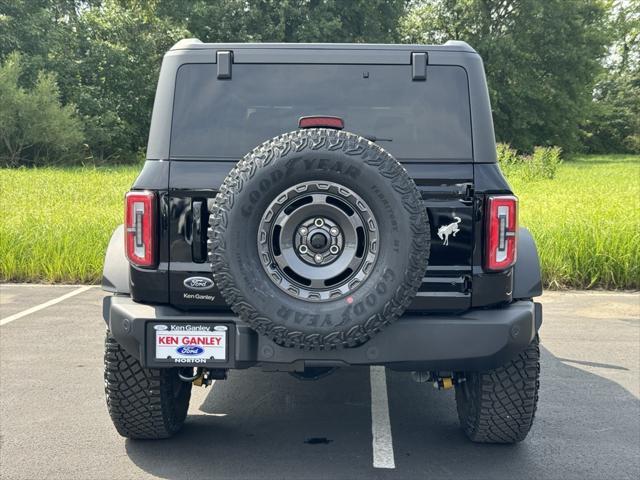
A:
370,366,396,469
0,286,94,326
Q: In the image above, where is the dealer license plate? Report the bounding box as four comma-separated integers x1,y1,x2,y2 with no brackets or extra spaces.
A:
154,324,227,363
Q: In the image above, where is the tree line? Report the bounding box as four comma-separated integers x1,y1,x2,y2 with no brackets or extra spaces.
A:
0,0,638,166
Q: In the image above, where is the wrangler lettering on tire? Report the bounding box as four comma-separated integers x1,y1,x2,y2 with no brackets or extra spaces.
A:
208,128,430,349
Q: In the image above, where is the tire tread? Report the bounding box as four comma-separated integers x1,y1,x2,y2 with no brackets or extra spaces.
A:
104,332,191,439
455,336,540,443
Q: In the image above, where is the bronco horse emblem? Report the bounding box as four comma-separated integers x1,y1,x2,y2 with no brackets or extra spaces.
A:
437,216,462,246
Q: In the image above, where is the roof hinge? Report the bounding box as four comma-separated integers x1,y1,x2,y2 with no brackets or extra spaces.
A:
411,52,427,81
217,50,233,79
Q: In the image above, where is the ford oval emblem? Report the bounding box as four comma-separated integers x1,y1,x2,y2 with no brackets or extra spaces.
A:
176,345,205,356
183,276,214,291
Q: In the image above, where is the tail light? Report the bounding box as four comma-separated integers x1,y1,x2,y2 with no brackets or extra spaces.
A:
298,116,344,130
484,195,518,271
125,191,157,267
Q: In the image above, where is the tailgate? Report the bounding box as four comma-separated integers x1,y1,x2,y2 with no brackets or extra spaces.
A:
168,161,474,313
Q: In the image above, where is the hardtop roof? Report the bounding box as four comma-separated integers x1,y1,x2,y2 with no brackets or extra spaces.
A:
169,39,476,54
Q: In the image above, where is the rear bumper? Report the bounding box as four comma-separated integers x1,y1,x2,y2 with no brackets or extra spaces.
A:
103,295,542,372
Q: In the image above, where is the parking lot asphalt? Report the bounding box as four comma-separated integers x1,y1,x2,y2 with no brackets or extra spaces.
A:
0,285,639,480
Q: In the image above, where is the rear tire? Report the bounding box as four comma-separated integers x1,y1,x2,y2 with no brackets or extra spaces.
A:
104,332,192,439
455,335,540,443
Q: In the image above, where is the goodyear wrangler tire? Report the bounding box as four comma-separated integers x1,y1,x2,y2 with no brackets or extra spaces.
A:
209,128,430,349
104,332,191,439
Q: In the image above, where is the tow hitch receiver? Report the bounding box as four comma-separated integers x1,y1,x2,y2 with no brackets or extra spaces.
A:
179,368,227,387
434,377,454,390
411,372,465,390
433,375,466,390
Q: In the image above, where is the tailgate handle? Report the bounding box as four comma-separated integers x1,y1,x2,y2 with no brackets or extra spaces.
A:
192,200,207,263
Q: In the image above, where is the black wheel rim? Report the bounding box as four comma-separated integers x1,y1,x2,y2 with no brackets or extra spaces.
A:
258,181,379,301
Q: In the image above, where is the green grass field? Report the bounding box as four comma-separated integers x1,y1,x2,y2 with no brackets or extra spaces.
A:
1,155,638,288
0,166,140,283
508,154,639,290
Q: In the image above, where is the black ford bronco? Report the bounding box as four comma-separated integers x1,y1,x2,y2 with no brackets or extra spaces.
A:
102,40,542,443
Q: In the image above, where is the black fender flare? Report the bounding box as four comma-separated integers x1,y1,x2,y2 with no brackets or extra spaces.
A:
102,225,130,294
513,227,542,299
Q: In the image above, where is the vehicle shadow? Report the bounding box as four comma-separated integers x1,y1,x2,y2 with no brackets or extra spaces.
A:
385,346,640,480
125,347,640,480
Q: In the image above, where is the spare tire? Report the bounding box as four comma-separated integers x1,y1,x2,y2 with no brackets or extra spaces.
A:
208,128,430,349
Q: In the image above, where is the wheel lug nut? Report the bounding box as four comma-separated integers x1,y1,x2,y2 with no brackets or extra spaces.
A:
330,227,339,236
299,245,308,254
299,227,307,236
314,254,323,264
329,245,339,255
314,218,324,227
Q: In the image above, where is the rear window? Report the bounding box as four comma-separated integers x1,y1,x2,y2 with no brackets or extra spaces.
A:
170,64,472,161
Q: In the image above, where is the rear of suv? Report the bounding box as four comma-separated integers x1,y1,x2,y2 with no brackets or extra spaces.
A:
102,40,542,443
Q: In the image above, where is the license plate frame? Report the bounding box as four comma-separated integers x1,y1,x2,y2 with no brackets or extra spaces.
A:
147,322,231,366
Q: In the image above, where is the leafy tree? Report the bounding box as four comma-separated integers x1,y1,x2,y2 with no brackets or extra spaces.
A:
0,1,85,87
582,0,640,153
0,1,189,161
0,53,83,166
46,1,189,160
400,0,612,152
156,0,407,43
